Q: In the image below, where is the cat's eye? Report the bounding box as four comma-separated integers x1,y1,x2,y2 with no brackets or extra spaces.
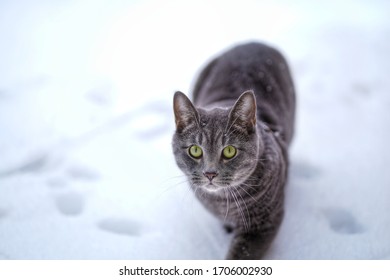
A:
222,145,237,159
189,145,203,159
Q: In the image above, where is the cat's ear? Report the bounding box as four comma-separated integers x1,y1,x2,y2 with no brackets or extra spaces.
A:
173,91,199,133
227,90,257,133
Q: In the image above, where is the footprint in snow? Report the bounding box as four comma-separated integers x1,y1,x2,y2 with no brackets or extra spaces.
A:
67,166,100,181
323,207,365,235
97,218,141,236
0,155,49,177
47,177,67,188
47,165,99,189
55,192,85,216
290,160,321,180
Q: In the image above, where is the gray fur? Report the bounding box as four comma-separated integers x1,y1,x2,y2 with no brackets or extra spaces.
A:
172,42,295,259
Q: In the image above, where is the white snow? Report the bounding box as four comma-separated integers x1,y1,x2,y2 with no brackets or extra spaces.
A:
0,0,389,259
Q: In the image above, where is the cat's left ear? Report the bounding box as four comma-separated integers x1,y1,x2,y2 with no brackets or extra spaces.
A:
227,90,257,133
173,91,199,133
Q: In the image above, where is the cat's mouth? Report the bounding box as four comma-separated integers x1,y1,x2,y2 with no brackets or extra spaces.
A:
202,183,225,192
196,177,252,193
194,180,230,193
190,174,243,192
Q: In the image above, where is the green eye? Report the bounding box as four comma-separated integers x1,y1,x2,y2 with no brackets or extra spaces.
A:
189,145,203,159
223,145,237,159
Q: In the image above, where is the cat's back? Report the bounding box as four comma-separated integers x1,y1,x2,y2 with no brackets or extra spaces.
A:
193,42,295,144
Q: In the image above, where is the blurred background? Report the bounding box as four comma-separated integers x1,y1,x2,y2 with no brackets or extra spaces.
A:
0,0,389,259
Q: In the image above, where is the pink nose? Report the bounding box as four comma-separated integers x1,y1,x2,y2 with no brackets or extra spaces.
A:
203,171,218,182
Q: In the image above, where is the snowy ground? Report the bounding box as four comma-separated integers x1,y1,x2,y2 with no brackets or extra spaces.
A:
0,0,389,259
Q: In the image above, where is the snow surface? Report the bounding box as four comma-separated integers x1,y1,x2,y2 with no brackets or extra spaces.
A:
0,0,389,259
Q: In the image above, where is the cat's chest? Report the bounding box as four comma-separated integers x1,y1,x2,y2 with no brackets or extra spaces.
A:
196,188,261,221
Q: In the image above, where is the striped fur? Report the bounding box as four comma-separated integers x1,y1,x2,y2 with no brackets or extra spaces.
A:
172,42,295,259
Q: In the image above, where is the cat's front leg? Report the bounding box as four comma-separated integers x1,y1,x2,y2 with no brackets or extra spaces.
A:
226,230,276,260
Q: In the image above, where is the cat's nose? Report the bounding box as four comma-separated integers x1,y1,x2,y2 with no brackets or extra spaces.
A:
203,171,218,182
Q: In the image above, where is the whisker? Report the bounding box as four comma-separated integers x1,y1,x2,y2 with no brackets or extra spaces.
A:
224,127,239,139
232,186,251,230
224,113,242,137
238,184,259,193
240,182,270,198
229,187,249,232
223,188,230,222
237,185,258,203
156,179,189,198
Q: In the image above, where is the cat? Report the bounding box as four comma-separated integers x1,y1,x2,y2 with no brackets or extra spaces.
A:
172,42,295,259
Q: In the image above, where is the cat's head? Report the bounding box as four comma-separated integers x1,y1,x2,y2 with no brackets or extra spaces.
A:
172,90,263,193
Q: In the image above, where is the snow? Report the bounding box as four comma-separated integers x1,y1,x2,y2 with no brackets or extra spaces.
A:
0,0,389,259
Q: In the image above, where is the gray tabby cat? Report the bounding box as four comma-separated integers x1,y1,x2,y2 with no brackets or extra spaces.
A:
172,42,295,259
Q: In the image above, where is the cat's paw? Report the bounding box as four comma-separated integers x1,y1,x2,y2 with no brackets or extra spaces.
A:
323,207,365,235
54,191,85,216
97,217,141,236
223,224,234,234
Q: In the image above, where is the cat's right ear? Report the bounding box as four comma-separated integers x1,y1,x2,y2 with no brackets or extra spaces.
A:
173,91,199,133
227,90,257,134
